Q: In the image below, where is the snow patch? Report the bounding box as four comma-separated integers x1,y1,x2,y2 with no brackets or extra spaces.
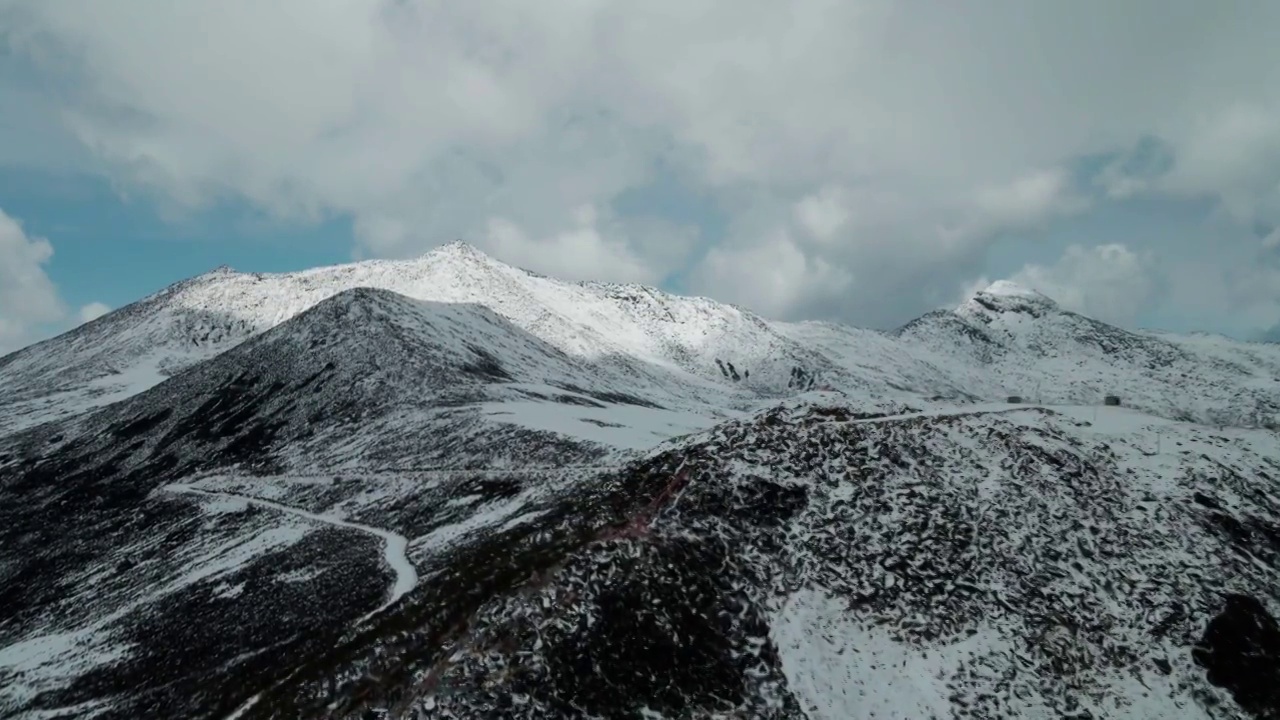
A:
480,398,725,451
772,589,1037,719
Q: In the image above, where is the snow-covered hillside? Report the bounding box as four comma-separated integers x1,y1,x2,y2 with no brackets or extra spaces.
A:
3,244,1280,719
3,244,1277,438
894,280,1280,426
106,398,1272,720
6,244,1278,441
1,286,732,479
301,399,1279,719
0,243,827,436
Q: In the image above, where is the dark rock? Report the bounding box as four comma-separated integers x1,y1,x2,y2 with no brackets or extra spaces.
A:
1193,594,1280,719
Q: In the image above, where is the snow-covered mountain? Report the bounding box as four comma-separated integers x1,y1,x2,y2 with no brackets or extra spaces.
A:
11,287,705,477
3,244,1280,719
893,280,1280,425
4,243,1278,439
366,398,1280,719
0,242,831,436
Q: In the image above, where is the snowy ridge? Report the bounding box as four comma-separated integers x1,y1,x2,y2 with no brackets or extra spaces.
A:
0,242,823,435
3,287,710,478
4,246,1278,438
895,281,1280,425
3,246,1280,719
0,285,751,719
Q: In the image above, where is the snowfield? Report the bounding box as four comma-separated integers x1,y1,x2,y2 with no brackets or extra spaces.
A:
1,245,1278,719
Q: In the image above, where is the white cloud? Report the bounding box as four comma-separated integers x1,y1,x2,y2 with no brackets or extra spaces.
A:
792,186,854,243
0,208,102,353
968,169,1090,236
1219,262,1280,335
3,1,1280,330
687,169,1090,324
964,244,1156,326
1159,104,1280,226
691,230,853,319
1094,106,1280,232
0,207,65,354
77,301,111,323
1093,137,1174,201
1263,228,1280,251
480,205,662,285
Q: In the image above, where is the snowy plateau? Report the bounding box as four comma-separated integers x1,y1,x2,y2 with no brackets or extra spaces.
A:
1,241,1279,719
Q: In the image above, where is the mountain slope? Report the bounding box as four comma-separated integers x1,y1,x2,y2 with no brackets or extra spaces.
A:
282,399,1280,719
0,243,830,436
0,287,725,719
4,247,1280,719
9,390,1276,718
894,281,1280,425
773,319,980,401
2,285,709,480
5,248,1278,441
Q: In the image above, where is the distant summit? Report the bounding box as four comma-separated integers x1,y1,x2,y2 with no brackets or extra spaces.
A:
957,279,1059,321
3,244,1279,441
976,280,1052,302
431,239,488,254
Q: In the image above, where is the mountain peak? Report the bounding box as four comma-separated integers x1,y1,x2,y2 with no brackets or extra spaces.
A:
957,279,1059,320
957,275,1064,324
427,240,494,261
978,279,1050,302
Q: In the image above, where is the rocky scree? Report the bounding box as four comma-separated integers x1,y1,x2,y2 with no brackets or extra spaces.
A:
282,405,1280,719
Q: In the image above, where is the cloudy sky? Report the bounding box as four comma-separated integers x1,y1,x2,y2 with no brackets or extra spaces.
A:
2,0,1280,354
